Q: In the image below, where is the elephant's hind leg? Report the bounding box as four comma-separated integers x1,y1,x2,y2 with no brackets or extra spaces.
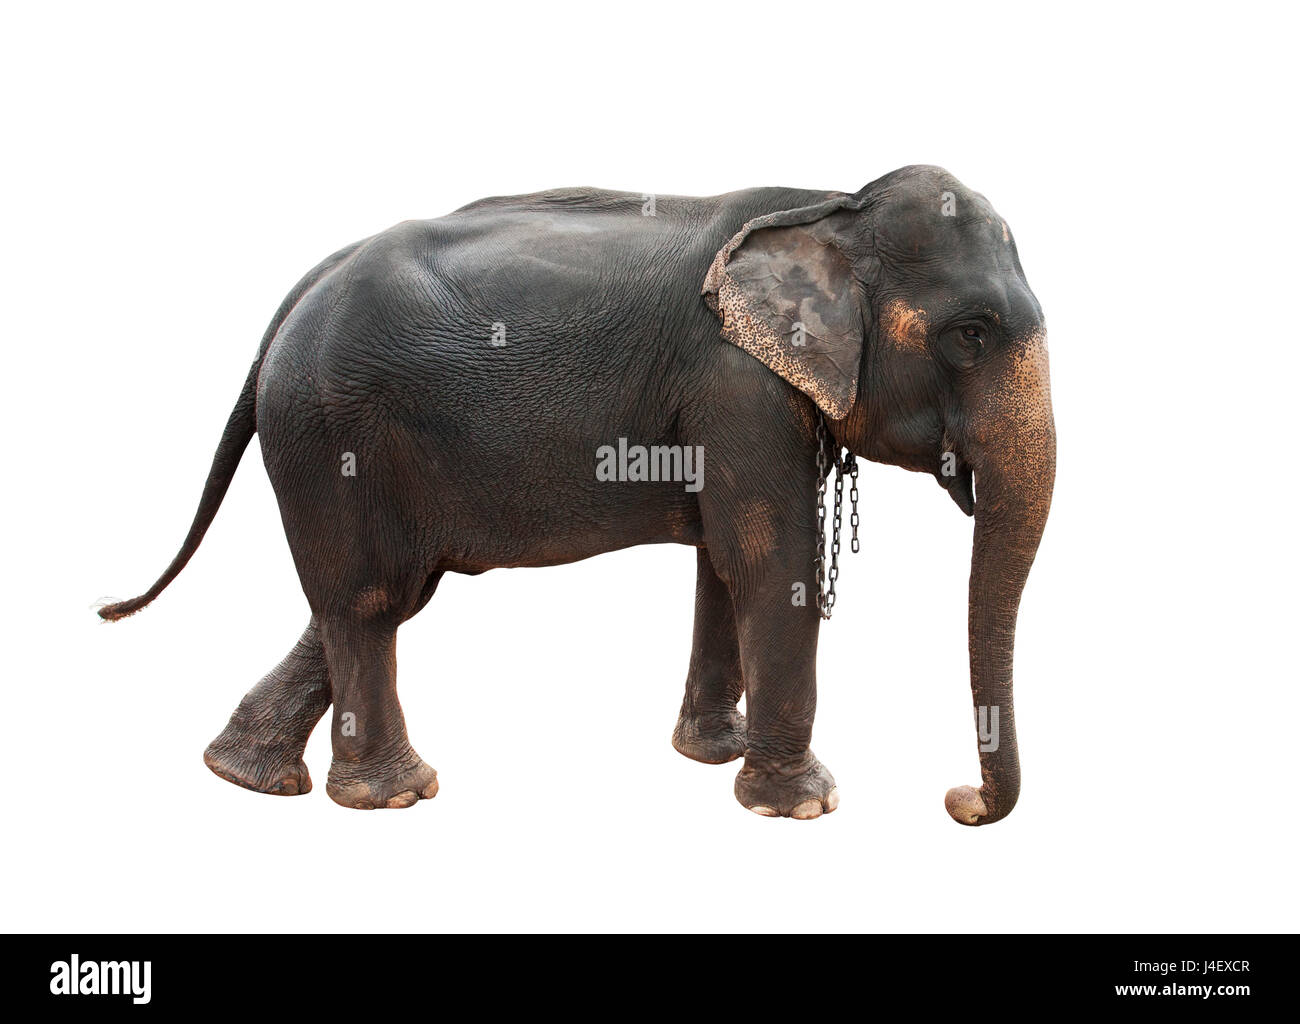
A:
319,609,438,810
204,619,331,796
672,548,748,764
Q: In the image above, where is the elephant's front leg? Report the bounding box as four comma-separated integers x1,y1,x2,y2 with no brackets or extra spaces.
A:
672,547,747,764
713,522,838,820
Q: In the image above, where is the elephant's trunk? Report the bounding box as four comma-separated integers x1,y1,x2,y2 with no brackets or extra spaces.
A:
945,331,1056,826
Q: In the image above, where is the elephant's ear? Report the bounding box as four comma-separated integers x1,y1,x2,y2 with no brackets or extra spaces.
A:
702,196,867,419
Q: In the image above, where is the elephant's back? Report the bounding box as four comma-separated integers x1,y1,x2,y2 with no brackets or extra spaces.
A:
256,183,838,429
267,184,836,356
262,192,714,378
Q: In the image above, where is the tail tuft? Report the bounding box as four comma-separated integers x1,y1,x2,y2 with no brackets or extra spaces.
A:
96,596,149,622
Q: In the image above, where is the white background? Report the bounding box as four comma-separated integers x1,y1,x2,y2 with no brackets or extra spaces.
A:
3,1,1296,933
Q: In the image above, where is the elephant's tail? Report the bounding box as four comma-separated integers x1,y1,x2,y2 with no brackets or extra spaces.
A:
96,352,262,622
96,239,367,623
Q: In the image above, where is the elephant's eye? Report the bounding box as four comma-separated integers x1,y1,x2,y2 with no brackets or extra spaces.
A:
938,323,990,370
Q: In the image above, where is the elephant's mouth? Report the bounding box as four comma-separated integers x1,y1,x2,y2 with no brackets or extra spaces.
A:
941,458,976,516
937,427,976,516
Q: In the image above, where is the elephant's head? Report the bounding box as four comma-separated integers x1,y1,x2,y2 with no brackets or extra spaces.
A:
704,165,1055,825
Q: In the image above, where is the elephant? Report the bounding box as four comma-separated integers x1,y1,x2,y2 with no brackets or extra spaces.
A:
99,164,1055,823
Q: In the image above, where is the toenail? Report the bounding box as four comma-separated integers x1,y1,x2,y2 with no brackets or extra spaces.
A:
791,799,823,819
748,804,779,817
386,791,419,808
825,787,840,812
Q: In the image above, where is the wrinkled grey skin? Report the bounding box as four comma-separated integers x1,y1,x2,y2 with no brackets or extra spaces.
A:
102,165,1054,822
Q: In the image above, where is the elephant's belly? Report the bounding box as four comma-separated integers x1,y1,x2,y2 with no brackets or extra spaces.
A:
432,483,706,574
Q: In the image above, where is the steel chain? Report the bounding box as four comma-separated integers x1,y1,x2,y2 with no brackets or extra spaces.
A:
814,413,859,619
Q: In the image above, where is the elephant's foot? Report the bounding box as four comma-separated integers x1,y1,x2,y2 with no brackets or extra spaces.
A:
204,727,312,796
325,746,439,810
672,708,747,764
735,750,839,819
